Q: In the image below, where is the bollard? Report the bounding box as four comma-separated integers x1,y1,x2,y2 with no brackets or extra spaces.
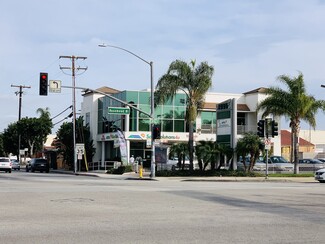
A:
139,166,143,178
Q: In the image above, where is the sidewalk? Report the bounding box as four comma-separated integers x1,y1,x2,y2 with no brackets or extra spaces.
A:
51,169,317,183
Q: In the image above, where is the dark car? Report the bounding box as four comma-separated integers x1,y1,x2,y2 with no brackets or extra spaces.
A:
26,158,50,173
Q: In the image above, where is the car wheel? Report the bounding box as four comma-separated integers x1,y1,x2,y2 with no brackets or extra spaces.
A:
26,167,29,172
46,169,49,173
9,170,11,173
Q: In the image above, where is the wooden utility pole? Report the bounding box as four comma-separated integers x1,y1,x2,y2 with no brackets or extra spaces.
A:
59,55,87,174
11,84,31,161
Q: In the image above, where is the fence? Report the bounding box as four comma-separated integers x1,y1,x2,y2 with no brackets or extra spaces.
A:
88,161,121,171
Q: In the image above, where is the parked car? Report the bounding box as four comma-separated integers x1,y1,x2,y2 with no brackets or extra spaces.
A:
26,158,50,173
237,157,266,171
267,156,294,172
299,158,325,172
316,158,325,163
11,159,20,170
314,168,325,183
165,156,199,170
0,157,12,173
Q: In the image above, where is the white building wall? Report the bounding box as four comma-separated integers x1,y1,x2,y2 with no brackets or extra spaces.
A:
81,93,104,162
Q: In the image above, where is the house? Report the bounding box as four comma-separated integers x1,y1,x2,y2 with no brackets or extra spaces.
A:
281,130,315,161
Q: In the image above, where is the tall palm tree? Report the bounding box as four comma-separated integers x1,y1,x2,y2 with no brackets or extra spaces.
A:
155,59,214,171
256,72,325,174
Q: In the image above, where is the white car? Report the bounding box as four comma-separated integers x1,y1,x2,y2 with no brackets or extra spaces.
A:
0,157,12,173
268,156,294,172
314,168,325,183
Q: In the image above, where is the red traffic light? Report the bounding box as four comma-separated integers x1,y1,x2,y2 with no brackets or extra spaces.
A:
39,72,48,96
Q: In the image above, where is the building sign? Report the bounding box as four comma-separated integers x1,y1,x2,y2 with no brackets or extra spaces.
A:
216,99,235,147
217,118,231,135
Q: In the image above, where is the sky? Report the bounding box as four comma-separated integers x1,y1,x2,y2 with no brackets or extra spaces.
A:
1,0,325,134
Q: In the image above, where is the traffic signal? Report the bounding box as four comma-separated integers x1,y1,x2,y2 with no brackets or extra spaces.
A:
271,120,279,137
257,120,265,137
152,125,161,140
39,72,48,96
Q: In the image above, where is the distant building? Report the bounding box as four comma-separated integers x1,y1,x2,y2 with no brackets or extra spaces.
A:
281,130,315,161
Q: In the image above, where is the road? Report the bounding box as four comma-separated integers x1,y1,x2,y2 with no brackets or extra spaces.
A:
1,171,324,244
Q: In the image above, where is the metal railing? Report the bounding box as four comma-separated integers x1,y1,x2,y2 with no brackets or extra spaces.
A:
88,161,121,171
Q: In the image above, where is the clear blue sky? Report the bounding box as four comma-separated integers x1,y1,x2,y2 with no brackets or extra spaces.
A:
1,0,325,133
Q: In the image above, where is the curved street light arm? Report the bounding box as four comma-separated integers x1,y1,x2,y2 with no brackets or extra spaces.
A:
98,43,150,66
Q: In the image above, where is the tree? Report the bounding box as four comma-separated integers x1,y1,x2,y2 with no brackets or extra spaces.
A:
195,140,219,171
0,133,5,156
56,117,95,171
2,123,19,156
235,132,262,172
169,142,188,170
216,144,234,170
2,108,52,158
155,59,214,171
256,72,325,174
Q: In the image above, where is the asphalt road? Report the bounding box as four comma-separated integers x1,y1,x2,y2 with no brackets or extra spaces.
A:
1,170,324,244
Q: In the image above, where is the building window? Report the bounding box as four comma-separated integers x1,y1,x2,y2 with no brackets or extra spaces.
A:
201,111,216,134
237,112,246,134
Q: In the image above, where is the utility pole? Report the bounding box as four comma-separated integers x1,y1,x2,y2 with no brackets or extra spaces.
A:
59,55,87,174
11,84,31,161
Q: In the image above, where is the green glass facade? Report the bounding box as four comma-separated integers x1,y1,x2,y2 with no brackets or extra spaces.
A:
98,91,189,134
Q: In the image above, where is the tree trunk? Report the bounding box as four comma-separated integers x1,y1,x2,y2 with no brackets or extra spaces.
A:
292,122,300,174
188,122,194,171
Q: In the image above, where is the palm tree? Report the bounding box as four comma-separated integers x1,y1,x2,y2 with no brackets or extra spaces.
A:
195,140,219,171
155,59,214,171
235,132,262,172
256,72,325,174
169,142,188,170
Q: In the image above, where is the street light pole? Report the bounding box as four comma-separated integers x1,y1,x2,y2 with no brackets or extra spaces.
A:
99,44,155,178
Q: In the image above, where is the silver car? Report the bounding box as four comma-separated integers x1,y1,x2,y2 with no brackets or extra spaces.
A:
0,157,12,173
11,159,20,170
267,156,294,172
238,157,266,171
315,168,325,183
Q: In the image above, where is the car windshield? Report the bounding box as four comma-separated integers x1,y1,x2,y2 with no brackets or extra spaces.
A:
0,158,9,162
271,156,289,163
311,159,324,164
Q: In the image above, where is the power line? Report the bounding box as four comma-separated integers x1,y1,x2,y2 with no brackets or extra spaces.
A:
51,105,73,120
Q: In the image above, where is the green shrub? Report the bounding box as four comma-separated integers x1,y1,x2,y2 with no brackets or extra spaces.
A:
155,169,263,177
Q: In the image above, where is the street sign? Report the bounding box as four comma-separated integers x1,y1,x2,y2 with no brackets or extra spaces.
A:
49,80,61,93
264,138,271,150
76,143,84,155
108,107,130,115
